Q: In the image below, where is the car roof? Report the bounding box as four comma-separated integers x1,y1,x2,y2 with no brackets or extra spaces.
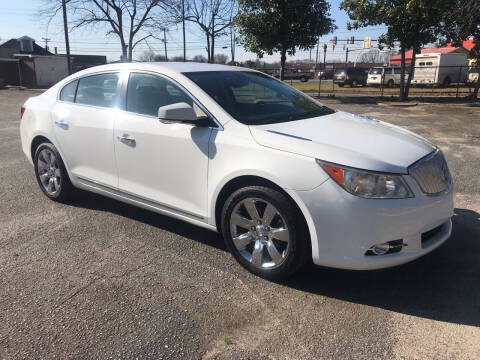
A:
72,62,251,77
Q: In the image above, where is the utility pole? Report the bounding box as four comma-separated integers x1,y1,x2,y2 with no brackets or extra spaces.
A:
62,0,71,74
345,48,349,64
163,28,168,61
42,37,51,54
230,30,236,65
315,37,319,70
182,0,186,61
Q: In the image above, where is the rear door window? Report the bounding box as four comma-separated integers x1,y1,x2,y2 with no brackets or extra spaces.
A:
59,80,78,102
75,73,120,108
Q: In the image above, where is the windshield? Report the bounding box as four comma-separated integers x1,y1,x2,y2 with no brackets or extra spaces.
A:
369,68,383,75
183,71,334,125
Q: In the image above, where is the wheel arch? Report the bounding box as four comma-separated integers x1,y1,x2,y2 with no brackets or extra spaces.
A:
31,135,51,161
213,175,311,249
30,133,74,183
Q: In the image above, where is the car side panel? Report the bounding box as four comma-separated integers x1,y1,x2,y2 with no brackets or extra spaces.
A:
20,93,57,165
207,120,329,227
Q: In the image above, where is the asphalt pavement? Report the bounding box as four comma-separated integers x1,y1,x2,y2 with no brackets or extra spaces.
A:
1,89,479,359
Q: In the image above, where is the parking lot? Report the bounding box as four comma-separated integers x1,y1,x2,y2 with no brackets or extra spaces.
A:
1,89,479,359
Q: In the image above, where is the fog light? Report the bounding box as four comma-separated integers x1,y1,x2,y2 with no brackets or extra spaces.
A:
366,240,405,256
372,243,391,255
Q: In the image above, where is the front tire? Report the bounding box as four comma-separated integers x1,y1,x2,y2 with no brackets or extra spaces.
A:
34,142,74,202
221,186,309,280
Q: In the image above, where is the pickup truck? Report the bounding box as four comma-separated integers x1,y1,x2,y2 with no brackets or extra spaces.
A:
273,69,313,82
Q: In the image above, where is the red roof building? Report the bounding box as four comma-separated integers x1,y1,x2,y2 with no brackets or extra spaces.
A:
389,40,475,65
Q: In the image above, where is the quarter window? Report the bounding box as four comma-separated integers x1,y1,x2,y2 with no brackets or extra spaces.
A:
59,80,78,102
75,73,119,108
127,73,193,117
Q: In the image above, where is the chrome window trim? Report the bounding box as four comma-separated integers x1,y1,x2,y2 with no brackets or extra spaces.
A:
123,69,223,130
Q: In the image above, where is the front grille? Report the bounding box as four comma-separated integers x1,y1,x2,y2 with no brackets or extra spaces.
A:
409,151,451,195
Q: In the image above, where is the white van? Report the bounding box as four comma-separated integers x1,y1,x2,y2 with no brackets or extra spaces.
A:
412,53,468,87
367,67,408,87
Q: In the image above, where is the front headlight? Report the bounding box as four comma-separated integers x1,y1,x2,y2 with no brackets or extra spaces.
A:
316,160,414,199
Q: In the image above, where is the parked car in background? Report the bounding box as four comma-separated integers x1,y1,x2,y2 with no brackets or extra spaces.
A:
318,68,334,80
273,69,313,82
367,67,409,87
412,53,468,87
20,63,454,279
466,67,479,85
334,67,367,87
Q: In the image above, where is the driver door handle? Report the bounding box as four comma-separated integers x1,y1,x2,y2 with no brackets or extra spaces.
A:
117,134,136,147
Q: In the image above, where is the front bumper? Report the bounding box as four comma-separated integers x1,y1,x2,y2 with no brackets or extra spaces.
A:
295,175,454,270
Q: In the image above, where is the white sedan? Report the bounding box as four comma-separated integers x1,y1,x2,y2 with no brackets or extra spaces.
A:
20,63,454,279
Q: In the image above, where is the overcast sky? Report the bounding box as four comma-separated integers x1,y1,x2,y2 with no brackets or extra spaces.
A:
1,0,389,63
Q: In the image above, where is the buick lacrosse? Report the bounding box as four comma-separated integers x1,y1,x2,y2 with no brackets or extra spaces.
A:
20,63,454,279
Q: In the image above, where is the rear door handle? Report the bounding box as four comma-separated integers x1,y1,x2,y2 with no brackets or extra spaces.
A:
54,120,69,130
117,134,136,147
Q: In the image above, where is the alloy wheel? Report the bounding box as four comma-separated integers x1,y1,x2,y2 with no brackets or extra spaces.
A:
229,197,290,269
37,149,62,196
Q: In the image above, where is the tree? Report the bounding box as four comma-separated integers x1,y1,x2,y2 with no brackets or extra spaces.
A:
441,0,480,99
192,54,208,62
68,0,168,62
214,53,229,64
235,0,336,81
341,0,450,100
137,50,168,61
138,49,157,61
185,0,234,63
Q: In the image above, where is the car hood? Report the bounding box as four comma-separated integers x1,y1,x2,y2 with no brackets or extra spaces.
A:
249,111,434,174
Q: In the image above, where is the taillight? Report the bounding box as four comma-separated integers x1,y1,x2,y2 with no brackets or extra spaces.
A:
20,105,26,119
381,74,385,79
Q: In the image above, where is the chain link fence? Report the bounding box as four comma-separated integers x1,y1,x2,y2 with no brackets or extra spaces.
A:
256,65,479,99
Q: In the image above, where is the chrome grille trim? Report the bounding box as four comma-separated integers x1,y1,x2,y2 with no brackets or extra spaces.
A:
409,151,451,195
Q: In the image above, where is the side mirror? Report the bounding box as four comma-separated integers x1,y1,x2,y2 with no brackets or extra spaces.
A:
158,102,197,124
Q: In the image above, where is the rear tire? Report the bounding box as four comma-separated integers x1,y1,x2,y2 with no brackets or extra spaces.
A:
387,79,394,88
352,79,358,87
34,142,74,202
221,186,310,280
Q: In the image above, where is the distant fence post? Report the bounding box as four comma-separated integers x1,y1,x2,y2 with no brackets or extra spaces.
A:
318,73,321,97
380,68,385,98
332,65,335,94
456,65,462,98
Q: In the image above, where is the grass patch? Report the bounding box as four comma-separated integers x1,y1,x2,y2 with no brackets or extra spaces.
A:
224,336,233,345
290,81,475,97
